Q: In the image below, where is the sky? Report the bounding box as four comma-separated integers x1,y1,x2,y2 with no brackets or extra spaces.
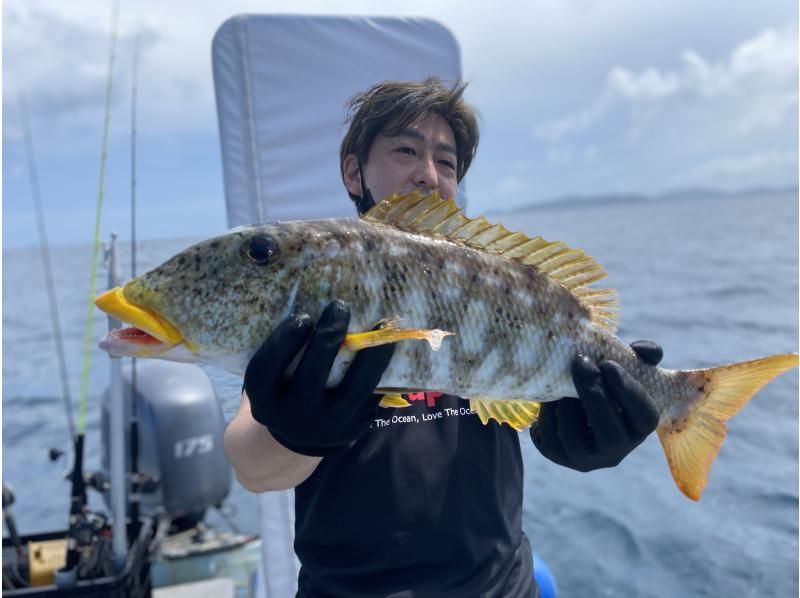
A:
3,0,798,249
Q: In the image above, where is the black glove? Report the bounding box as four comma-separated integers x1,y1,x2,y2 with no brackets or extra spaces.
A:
244,300,395,457
530,341,662,472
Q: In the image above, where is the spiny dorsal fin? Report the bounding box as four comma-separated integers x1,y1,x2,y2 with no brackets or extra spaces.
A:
363,191,619,332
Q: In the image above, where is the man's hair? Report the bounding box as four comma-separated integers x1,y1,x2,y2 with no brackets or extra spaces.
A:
339,78,480,187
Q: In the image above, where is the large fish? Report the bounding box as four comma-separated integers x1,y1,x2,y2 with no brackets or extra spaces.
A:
96,191,797,500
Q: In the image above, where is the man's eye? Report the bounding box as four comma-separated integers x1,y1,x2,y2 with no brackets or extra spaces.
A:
439,159,455,170
396,146,416,155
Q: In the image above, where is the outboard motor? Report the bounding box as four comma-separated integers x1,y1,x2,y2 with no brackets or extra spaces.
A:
100,361,231,525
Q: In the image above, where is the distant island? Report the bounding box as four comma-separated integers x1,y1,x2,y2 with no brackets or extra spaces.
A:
485,185,799,215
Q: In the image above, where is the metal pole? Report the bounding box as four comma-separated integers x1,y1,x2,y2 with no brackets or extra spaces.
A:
106,233,128,563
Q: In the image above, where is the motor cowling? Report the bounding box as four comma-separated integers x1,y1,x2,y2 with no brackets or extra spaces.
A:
101,361,231,521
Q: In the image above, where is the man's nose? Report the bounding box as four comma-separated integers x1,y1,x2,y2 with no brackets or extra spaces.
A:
414,155,439,190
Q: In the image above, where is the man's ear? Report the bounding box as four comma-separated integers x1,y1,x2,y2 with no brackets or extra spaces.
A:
342,154,362,197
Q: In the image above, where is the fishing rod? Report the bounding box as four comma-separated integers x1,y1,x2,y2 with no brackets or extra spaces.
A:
18,88,111,589
130,34,139,283
128,31,142,542
60,0,120,582
18,92,76,445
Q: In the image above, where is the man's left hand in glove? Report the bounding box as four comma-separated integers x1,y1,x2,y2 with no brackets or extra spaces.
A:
530,341,662,472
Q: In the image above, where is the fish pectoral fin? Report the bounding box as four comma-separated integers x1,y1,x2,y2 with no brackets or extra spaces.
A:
344,316,453,351
657,353,798,501
379,394,412,409
469,397,541,431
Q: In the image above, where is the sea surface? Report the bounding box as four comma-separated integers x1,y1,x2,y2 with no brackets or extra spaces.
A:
3,191,798,597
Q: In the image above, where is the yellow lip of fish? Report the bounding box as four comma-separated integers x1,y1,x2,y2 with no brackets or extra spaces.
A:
95,287,183,346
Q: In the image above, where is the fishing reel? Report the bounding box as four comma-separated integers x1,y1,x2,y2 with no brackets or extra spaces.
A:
48,447,159,496
62,510,115,582
2,484,29,590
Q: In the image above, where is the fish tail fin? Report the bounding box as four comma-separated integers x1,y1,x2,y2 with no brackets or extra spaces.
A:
657,353,798,501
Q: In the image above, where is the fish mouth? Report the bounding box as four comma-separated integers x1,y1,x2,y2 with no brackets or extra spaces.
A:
95,287,184,355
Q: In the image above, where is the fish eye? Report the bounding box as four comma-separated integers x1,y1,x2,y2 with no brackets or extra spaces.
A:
242,235,280,266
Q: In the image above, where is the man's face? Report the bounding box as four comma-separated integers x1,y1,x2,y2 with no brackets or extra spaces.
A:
344,113,458,205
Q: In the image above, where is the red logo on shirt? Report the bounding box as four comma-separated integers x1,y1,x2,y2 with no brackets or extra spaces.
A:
406,391,444,408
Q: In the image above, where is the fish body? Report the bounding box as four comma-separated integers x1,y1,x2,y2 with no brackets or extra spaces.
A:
96,192,798,499
114,218,588,395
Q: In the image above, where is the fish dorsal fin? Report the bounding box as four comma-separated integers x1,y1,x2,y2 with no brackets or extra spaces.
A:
363,191,619,333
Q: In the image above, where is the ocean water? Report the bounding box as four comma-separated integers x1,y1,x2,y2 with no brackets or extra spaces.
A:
3,191,798,596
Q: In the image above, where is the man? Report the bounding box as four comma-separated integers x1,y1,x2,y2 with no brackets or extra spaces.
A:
224,78,662,597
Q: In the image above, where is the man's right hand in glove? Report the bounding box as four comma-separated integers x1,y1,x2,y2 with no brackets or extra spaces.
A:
246,299,396,456
224,300,395,492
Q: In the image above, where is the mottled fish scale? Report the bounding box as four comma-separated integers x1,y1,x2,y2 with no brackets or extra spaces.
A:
270,218,594,401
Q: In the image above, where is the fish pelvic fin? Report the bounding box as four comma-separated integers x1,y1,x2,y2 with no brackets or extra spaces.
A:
363,191,619,333
343,316,453,351
379,394,412,408
469,398,541,431
658,353,799,501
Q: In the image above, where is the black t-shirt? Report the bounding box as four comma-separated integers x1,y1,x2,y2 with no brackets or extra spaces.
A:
294,393,536,597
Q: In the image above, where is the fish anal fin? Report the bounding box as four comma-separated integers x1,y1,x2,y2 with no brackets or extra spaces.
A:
658,353,799,500
363,191,619,333
468,398,540,431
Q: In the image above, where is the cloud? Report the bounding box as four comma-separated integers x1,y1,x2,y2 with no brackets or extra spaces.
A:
544,145,598,166
491,144,598,201
674,150,798,186
535,98,612,143
2,1,223,152
495,173,533,195
607,67,681,101
7,2,796,149
4,7,108,121
3,3,165,149
4,0,797,223
534,24,798,142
